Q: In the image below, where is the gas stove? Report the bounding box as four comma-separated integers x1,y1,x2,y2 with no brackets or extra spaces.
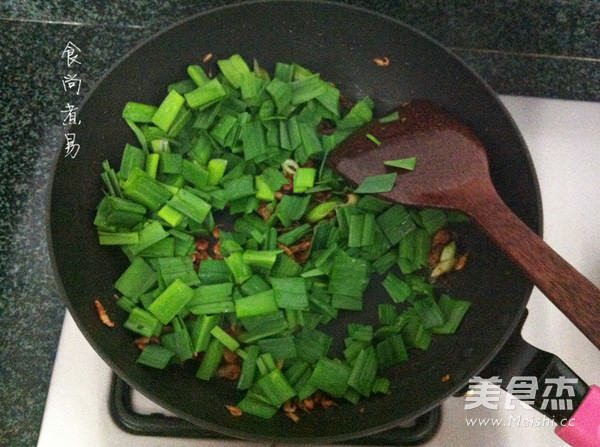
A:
38,95,600,447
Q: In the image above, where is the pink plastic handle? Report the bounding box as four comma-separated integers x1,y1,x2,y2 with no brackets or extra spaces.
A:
555,385,600,447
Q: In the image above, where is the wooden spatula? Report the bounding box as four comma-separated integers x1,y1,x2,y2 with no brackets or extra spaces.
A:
328,99,600,350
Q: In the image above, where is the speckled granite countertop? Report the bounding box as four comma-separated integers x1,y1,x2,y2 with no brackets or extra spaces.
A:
0,1,598,445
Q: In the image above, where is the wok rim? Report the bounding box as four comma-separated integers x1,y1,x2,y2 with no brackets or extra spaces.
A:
45,0,543,443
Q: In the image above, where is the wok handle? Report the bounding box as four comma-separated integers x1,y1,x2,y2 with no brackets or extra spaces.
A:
466,185,600,351
479,311,599,446
556,386,600,447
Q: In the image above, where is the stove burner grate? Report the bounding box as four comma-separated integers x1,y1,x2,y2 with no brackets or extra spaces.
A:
109,375,441,445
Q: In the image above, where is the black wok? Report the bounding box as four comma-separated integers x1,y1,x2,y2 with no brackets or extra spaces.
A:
48,1,590,443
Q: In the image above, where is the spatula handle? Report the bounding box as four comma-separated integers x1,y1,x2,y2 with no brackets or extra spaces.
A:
467,187,600,350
